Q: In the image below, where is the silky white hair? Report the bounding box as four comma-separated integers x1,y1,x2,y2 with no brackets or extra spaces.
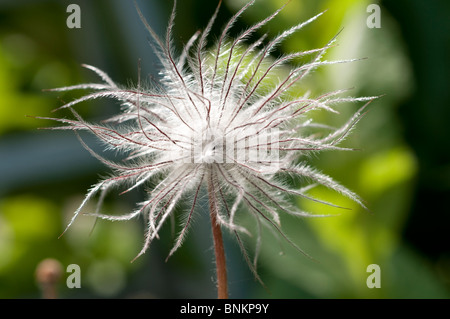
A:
42,0,376,282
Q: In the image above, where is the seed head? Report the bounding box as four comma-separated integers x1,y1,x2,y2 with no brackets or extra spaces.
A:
43,0,375,280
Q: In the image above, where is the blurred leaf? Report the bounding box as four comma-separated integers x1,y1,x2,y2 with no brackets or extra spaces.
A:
0,34,59,134
0,194,60,297
359,147,417,198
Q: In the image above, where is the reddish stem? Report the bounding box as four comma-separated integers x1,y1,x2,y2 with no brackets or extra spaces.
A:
208,177,228,299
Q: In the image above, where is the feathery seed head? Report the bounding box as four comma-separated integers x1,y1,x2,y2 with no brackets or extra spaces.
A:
44,0,375,279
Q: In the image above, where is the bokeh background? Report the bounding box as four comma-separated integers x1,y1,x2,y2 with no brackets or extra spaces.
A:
0,0,449,298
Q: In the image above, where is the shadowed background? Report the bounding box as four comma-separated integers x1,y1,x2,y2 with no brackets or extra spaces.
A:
0,0,449,298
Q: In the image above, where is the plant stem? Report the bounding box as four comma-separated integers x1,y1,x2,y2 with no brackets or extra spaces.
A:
208,175,228,299
35,258,63,299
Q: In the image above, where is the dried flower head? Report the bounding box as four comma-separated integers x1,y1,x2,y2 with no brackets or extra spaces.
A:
42,0,375,289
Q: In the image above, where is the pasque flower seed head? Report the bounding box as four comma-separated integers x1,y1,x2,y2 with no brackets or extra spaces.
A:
42,0,376,281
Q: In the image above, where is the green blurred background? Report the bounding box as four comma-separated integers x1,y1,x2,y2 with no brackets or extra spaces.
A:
0,0,449,298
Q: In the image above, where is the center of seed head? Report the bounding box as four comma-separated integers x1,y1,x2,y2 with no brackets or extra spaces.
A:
202,140,217,164
191,128,226,164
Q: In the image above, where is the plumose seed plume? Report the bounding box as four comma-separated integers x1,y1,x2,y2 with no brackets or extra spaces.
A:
42,0,376,286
